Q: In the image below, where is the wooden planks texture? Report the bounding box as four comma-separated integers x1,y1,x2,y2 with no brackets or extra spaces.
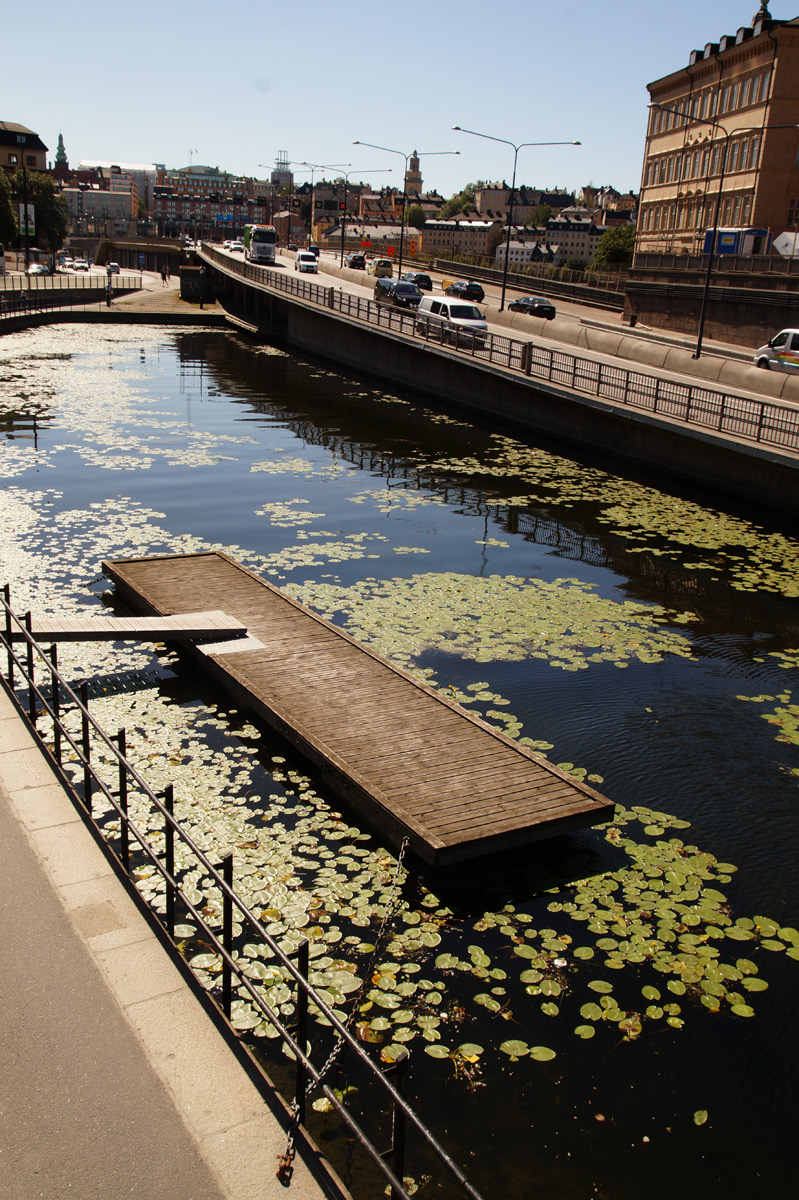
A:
8,610,247,642
103,552,614,866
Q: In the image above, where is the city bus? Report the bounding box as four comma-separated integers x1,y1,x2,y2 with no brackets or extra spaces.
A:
243,224,277,265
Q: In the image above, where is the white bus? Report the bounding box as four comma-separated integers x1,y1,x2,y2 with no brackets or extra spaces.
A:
243,224,277,265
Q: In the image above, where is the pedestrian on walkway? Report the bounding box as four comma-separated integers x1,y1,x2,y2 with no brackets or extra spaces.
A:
161,265,167,286
165,263,171,282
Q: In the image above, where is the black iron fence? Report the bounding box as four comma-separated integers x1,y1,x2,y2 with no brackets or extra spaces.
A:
0,587,485,1200
203,245,799,456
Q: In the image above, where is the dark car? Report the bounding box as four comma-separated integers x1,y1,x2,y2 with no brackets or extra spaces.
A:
508,294,556,320
445,280,485,303
287,243,298,251
307,244,321,258
402,271,432,291
374,278,423,308
345,253,366,270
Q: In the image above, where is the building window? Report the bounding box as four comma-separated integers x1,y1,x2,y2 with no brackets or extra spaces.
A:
788,197,799,226
730,83,740,111
700,92,709,119
720,86,731,113
8,153,18,164
723,197,733,223
751,75,761,104
733,196,742,224
750,136,761,169
741,77,751,107
729,141,740,173
742,195,752,224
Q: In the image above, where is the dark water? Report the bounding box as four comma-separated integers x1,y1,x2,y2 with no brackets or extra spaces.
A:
1,325,797,1199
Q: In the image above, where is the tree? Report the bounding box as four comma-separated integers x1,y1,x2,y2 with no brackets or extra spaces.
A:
592,224,636,269
0,171,16,246
440,181,482,219
9,169,68,251
406,204,426,230
526,204,552,228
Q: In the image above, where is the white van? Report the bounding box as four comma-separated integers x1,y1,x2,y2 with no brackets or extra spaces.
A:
754,329,799,372
294,250,318,274
415,295,488,345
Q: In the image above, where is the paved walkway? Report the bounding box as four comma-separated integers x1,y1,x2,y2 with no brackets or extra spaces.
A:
0,679,340,1200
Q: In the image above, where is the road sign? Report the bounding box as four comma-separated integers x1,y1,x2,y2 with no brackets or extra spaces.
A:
387,246,395,256
138,253,146,265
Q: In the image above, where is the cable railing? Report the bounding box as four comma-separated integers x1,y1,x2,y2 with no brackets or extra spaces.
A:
0,586,485,1200
202,245,799,455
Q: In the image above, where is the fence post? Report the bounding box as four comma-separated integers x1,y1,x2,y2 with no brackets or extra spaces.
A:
388,1049,409,1200
117,729,129,872
294,939,309,1126
756,403,766,442
79,681,91,811
222,851,233,1019
653,378,660,413
25,613,35,721
49,645,61,762
3,585,13,689
165,783,175,938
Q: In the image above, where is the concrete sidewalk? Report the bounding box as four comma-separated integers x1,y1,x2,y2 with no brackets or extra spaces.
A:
0,680,339,1200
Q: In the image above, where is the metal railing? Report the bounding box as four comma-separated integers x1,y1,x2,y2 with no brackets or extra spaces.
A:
0,273,143,293
0,278,144,321
203,244,799,456
0,587,484,1200
633,251,799,276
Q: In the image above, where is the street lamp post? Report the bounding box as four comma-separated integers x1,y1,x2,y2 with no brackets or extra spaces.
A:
649,105,799,358
353,142,460,277
337,168,392,265
291,161,350,248
452,126,580,311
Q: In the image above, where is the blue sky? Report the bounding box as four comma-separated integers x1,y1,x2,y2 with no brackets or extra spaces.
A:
2,1,774,199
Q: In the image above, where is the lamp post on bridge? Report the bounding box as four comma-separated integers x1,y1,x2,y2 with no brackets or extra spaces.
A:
451,126,581,312
289,161,350,248
352,142,460,278
337,168,392,266
648,104,799,358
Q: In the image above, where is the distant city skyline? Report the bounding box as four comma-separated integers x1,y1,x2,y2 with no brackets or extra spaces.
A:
2,1,782,200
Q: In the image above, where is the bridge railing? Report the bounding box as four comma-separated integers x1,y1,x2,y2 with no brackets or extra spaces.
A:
201,244,799,456
0,586,485,1200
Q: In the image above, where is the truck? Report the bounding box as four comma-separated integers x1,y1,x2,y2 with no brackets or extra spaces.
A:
243,224,278,265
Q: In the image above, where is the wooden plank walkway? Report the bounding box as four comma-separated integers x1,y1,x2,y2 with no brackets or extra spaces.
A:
103,552,615,866
8,610,249,643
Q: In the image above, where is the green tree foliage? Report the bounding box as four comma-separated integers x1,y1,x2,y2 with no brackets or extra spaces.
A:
525,204,552,228
0,171,16,245
9,170,68,251
405,204,426,230
592,224,636,269
440,181,483,219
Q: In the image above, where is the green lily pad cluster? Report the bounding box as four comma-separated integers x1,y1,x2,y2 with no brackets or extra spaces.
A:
289,573,695,671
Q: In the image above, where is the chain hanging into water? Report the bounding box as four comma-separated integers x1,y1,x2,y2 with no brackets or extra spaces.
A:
276,837,410,1185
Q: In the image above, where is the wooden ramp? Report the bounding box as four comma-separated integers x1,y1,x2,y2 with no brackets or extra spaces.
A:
103,552,614,866
9,610,251,644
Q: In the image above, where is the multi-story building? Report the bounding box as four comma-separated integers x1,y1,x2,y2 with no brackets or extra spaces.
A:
419,218,502,258
474,183,574,223
0,121,48,174
151,165,275,239
61,183,137,238
636,3,799,255
543,217,606,265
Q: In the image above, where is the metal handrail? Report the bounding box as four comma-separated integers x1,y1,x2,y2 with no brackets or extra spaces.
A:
201,244,799,457
0,586,485,1200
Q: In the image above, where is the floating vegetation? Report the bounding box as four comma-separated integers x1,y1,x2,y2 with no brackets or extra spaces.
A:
289,572,696,671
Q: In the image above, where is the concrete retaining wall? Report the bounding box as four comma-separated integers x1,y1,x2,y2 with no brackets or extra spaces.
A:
273,295,799,517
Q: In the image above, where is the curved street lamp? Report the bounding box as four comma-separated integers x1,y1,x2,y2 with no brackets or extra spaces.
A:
288,160,351,247
353,142,460,276
336,168,392,265
649,105,799,358
452,126,581,311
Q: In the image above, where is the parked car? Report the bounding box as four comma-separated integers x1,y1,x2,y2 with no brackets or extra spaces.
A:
345,253,366,270
366,257,393,278
374,278,423,308
402,271,432,291
416,296,488,345
106,262,120,275
294,250,318,273
444,280,485,303
72,259,90,271
507,294,556,320
27,263,49,275
754,328,799,372
228,241,244,253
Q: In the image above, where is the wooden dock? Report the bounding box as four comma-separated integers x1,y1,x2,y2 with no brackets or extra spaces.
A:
8,610,250,644
103,552,614,866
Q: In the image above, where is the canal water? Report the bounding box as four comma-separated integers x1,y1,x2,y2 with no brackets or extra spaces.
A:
1,324,797,1199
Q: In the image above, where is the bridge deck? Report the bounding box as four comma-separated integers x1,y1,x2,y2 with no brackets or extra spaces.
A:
103,552,614,866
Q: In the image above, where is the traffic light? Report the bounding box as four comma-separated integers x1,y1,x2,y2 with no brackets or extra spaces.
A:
339,202,346,211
